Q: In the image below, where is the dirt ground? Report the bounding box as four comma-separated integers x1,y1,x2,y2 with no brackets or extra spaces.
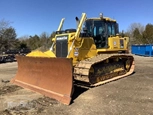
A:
0,55,153,115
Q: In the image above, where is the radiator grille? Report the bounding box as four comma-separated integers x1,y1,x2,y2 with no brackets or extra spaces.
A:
56,35,68,57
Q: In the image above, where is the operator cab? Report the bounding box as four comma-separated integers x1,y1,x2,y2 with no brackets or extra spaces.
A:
84,16,119,49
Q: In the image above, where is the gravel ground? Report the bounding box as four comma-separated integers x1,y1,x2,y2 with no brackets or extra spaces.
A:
0,55,153,115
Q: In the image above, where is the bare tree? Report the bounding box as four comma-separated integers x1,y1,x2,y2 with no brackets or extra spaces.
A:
126,23,145,44
18,35,29,40
0,19,17,50
0,19,10,30
127,23,145,35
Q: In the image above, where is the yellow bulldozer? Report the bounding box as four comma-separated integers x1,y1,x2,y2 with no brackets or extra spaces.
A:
12,13,135,105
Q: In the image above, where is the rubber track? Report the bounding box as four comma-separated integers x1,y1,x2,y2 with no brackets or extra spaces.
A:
74,53,135,87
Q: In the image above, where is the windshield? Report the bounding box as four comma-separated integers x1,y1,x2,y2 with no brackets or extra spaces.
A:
85,20,118,36
85,20,105,36
93,21,105,36
85,20,93,35
85,19,118,49
107,22,117,36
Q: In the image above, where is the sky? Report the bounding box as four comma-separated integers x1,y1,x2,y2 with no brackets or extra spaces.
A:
0,0,153,38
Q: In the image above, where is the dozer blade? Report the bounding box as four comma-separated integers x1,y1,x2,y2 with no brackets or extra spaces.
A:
11,56,73,105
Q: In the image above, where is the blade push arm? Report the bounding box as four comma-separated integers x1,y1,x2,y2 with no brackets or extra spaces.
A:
57,18,65,31
74,13,86,40
67,13,87,57
50,18,65,51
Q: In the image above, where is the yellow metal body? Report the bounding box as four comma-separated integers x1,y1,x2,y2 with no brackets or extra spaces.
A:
27,13,129,65
54,32,97,65
97,36,129,53
53,34,129,65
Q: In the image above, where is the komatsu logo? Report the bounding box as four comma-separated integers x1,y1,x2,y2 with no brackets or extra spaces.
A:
56,36,67,40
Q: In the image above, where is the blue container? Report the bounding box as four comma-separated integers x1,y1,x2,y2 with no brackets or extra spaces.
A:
131,44,153,57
